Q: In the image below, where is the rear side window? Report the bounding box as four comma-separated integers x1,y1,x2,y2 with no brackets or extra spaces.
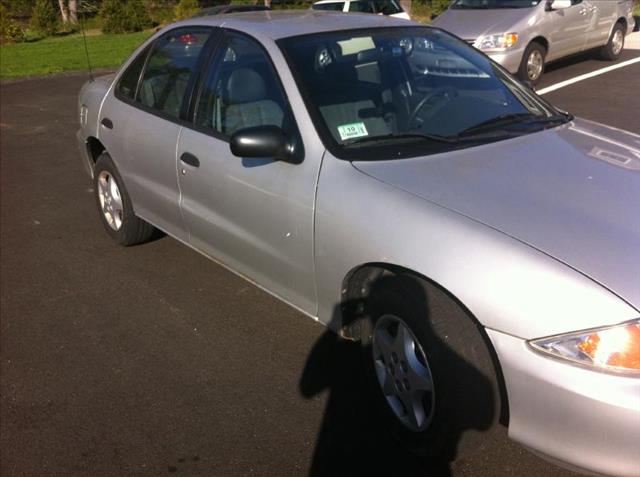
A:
313,2,346,11
137,28,212,119
117,46,149,100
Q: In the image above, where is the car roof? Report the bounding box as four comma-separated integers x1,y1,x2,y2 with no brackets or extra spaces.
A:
178,10,420,40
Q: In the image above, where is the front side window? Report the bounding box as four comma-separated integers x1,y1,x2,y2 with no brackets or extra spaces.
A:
138,28,212,119
280,27,565,160
194,33,287,138
313,2,346,11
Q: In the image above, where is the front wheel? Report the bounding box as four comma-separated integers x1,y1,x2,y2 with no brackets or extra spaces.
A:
361,274,502,461
94,153,155,246
517,42,546,85
599,23,625,60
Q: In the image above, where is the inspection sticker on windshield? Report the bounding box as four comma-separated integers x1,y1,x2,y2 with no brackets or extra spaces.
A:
338,122,368,141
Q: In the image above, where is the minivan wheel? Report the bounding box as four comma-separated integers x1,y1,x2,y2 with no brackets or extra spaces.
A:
94,153,155,246
360,273,501,461
600,23,625,60
518,42,546,84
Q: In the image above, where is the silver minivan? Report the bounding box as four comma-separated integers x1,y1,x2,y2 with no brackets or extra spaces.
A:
431,0,636,83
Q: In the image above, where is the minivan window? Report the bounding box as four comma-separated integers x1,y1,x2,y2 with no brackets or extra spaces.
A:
349,1,375,13
451,0,542,8
313,2,346,11
280,27,564,160
138,28,211,119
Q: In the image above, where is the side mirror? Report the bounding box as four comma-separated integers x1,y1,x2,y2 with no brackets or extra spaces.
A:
230,126,297,163
546,0,572,11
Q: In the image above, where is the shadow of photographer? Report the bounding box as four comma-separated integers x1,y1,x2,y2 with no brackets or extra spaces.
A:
300,272,502,477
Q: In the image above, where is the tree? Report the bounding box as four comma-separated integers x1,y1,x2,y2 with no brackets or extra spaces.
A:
56,0,77,24
31,0,58,35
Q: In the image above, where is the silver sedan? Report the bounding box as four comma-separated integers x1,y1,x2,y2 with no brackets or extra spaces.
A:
77,11,640,477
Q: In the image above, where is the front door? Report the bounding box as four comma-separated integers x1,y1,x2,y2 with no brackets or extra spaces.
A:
176,31,322,315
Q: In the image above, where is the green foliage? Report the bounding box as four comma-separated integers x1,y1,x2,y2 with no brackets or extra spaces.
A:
411,0,450,23
30,0,58,36
100,0,153,34
145,0,176,26
1,29,152,78
1,4,26,42
173,0,199,20
1,0,35,18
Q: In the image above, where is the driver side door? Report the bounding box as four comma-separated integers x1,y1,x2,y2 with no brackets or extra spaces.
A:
176,31,322,315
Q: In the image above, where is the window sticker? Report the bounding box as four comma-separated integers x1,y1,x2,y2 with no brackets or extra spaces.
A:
338,122,369,141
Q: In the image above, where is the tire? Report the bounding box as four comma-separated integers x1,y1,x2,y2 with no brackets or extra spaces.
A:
360,273,501,462
93,152,155,246
517,42,546,85
599,22,625,61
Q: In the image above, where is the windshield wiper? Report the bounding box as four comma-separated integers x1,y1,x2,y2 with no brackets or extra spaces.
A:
456,112,567,138
344,132,456,147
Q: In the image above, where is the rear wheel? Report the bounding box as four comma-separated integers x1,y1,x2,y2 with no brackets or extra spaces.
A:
94,153,155,246
360,273,501,461
518,42,546,85
599,22,625,60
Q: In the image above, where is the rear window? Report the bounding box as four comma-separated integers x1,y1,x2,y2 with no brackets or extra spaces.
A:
313,2,346,11
137,28,211,119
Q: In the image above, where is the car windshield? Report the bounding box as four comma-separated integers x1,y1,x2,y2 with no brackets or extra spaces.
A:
451,0,542,9
279,27,565,160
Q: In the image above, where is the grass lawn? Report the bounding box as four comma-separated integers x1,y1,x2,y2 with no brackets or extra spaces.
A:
0,30,152,79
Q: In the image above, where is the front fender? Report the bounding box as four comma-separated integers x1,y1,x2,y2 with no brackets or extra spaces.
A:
314,155,637,339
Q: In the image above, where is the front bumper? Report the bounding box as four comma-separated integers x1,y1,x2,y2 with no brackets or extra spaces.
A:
487,328,640,477
486,48,524,74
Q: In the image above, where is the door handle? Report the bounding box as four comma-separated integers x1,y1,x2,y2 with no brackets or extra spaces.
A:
180,152,200,168
100,117,113,129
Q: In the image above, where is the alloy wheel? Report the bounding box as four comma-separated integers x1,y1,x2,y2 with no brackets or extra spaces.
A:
97,170,124,231
527,50,544,81
612,29,624,56
371,314,435,432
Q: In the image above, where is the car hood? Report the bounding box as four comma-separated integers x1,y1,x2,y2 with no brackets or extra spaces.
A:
431,7,533,40
353,118,640,310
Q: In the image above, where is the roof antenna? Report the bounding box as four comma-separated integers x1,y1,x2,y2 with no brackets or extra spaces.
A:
79,0,94,82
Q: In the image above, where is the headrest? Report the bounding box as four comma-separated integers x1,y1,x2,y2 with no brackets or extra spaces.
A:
227,68,267,104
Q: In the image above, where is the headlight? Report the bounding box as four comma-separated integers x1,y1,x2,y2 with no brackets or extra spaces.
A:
476,33,519,51
529,319,640,374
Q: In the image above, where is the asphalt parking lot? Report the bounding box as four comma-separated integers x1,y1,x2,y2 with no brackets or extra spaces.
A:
1,38,639,476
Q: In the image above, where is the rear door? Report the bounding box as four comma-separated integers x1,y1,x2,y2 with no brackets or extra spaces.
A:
99,27,216,241
176,31,322,315
586,0,618,48
545,0,590,60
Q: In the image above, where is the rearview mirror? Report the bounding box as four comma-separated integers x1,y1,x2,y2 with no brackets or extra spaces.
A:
546,0,572,11
230,126,297,163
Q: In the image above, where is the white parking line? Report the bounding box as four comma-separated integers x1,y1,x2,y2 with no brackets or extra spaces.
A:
537,56,640,95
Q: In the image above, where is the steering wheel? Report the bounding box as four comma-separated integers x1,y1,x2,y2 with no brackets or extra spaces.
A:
407,86,458,129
